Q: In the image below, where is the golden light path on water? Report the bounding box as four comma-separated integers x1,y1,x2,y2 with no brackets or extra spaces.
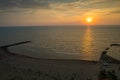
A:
81,26,94,60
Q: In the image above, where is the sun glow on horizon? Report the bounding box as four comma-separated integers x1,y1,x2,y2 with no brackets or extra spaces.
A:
86,17,92,23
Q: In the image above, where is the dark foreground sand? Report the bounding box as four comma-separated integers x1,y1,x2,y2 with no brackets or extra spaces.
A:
0,47,120,80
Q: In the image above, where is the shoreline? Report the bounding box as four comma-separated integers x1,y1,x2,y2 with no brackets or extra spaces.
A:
0,41,99,62
0,46,100,80
0,42,120,80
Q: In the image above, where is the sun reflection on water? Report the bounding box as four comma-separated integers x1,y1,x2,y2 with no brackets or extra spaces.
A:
81,27,94,60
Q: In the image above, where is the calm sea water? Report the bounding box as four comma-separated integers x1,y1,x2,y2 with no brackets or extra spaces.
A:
0,25,120,60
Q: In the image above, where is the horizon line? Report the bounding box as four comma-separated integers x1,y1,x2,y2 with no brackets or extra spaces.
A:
0,24,120,27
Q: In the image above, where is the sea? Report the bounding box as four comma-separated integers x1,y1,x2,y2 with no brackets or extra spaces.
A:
0,25,120,60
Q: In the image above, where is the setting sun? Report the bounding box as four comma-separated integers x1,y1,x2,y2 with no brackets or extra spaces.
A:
86,17,92,23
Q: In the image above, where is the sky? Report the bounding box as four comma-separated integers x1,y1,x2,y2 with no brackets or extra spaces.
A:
0,0,120,26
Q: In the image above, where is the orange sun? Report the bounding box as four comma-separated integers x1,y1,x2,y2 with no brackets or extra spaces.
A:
86,17,92,23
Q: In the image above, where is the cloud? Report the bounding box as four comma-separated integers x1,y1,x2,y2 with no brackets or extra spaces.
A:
52,0,120,10
0,0,49,10
0,0,120,15
110,10,120,14
0,0,79,10
49,0,120,17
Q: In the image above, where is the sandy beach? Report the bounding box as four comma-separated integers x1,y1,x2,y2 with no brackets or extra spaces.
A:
0,45,120,80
